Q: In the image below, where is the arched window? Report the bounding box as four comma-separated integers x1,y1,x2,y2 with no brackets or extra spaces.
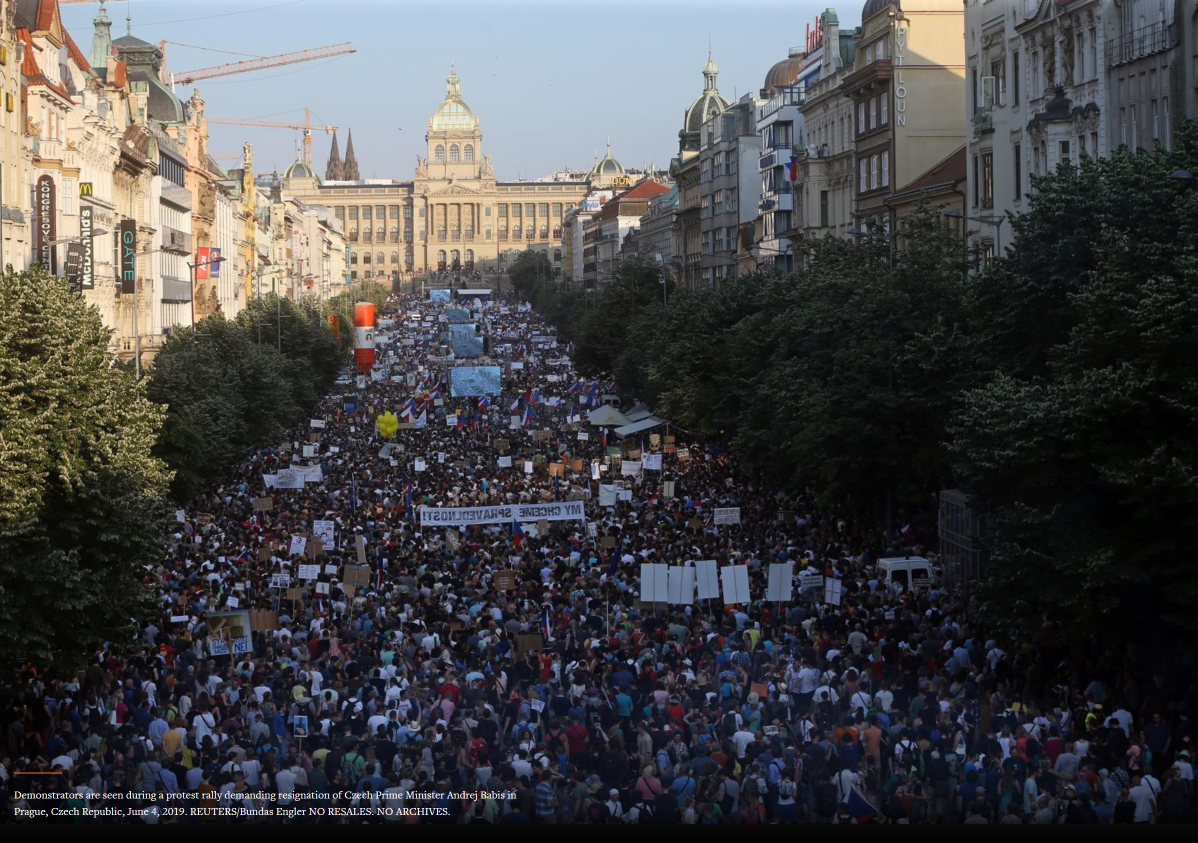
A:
512,225,521,239
435,145,445,162
349,227,358,242
540,225,549,239
451,249,460,266
449,144,460,162
390,227,399,241
350,252,358,264
376,252,385,265
553,249,562,262
464,144,474,162
527,228,535,240
363,253,371,265
499,225,508,239
374,228,382,242
390,251,399,264
404,248,413,268
465,249,474,265
553,226,562,239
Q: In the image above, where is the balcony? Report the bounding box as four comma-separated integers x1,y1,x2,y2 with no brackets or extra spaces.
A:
841,59,892,95
161,226,192,254
759,190,794,214
972,108,994,138
758,85,806,121
160,182,192,211
1108,22,1171,68
161,275,192,302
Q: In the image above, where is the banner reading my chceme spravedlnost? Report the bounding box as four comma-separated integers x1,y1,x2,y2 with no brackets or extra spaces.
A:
418,502,585,527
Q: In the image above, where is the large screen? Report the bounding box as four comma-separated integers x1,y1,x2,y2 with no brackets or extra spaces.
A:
449,323,477,336
429,289,452,302
446,308,473,324
451,336,485,358
451,366,501,396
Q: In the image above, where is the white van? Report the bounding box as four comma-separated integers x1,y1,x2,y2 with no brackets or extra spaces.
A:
876,556,937,591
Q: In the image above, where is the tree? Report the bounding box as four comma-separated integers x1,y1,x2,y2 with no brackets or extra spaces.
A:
949,123,1198,640
0,268,171,670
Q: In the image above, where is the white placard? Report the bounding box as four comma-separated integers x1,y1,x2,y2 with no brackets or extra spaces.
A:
667,566,696,605
303,445,317,458
499,456,513,468
288,535,307,557
720,564,750,605
268,573,291,589
640,563,669,603
598,485,618,507
510,415,521,429
530,699,545,712
799,573,824,594
324,564,339,575
713,507,741,525
523,461,534,475
310,419,326,429
586,522,598,537
175,509,186,523
621,460,642,476
225,596,240,609
170,614,189,623
415,458,428,472
617,488,633,502
765,562,794,602
298,564,321,580
642,454,663,471
824,577,843,605
446,414,458,427
315,581,331,595
578,432,589,441
591,461,601,481
275,469,304,490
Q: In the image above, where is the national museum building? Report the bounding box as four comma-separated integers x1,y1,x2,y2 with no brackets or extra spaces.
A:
282,68,590,278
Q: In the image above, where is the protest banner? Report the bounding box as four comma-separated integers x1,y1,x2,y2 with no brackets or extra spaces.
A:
417,504,589,528
713,507,741,525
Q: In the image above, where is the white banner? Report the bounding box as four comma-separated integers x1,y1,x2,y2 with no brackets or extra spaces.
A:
668,566,696,605
640,563,669,603
598,485,618,507
621,460,642,476
721,564,750,605
824,577,843,605
694,560,720,600
713,507,741,525
294,465,324,484
642,454,663,471
765,562,794,602
419,501,586,527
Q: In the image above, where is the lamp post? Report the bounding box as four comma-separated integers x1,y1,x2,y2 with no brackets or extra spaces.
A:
1169,169,1198,192
943,210,1006,260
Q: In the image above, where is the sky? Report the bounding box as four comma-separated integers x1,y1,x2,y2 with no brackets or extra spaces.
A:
60,0,858,181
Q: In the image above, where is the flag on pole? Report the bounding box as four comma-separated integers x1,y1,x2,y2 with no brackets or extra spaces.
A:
541,604,553,641
554,475,561,502
512,518,525,548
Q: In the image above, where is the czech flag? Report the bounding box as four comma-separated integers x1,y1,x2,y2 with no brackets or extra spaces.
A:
522,403,533,428
510,394,523,412
847,787,878,824
477,395,490,412
512,519,525,548
541,605,553,641
787,154,799,182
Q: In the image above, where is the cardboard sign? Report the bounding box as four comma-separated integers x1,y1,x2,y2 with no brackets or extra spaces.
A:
662,480,676,499
515,633,544,654
650,434,661,448
343,564,371,588
494,439,510,453
750,682,770,699
494,571,517,590
253,497,274,512
537,519,549,535
599,536,616,549
532,429,552,441
446,530,460,551
688,517,703,531
259,547,273,562
248,610,279,632
284,587,303,601
306,537,323,558
548,462,565,477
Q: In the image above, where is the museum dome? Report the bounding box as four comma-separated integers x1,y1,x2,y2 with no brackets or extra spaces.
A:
588,141,625,180
683,51,729,135
431,67,476,131
862,0,900,23
284,156,317,181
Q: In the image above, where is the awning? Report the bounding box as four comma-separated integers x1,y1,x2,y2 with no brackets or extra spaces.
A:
613,416,666,437
587,405,633,427
624,402,654,422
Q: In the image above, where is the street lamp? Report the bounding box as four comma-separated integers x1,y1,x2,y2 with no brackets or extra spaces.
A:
1169,169,1198,191
944,210,1006,259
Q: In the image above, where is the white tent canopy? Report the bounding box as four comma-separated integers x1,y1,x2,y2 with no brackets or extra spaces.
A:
613,417,667,437
587,405,633,427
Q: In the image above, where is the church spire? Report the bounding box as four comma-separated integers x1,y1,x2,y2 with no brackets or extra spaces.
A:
89,2,113,72
342,129,360,181
325,131,343,181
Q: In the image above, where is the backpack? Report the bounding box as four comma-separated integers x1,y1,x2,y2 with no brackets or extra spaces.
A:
342,752,360,783
722,712,739,737
637,801,654,824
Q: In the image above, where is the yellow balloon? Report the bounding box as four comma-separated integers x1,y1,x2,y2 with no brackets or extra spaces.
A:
376,411,399,439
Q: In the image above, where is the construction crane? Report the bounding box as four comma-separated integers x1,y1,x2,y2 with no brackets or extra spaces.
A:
207,109,337,168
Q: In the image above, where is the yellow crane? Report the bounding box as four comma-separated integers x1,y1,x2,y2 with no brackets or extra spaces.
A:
207,108,338,169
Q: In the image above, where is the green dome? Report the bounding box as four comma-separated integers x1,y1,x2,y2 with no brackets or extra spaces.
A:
431,67,475,130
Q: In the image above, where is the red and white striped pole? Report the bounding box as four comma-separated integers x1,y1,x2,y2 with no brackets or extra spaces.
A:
353,302,376,374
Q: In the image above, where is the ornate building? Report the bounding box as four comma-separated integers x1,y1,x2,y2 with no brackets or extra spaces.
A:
284,67,590,280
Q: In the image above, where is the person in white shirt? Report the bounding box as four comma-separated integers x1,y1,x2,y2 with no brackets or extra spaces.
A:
1128,776,1156,823
732,728,757,759
874,687,894,713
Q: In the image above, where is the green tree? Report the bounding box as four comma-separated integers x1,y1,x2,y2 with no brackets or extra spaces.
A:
949,123,1198,639
0,269,170,670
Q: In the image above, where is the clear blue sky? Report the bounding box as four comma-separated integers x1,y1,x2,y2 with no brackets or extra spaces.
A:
62,0,857,180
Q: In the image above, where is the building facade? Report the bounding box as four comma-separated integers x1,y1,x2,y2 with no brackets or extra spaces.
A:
285,68,590,281
699,93,762,285
756,45,808,274
636,183,678,265
1183,0,1198,124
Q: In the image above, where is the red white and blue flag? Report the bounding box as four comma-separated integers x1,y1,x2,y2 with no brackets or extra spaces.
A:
512,519,525,548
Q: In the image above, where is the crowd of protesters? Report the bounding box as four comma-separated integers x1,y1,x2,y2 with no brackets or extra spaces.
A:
1,289,1194,825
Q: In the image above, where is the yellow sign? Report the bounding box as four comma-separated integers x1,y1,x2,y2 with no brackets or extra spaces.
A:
79,183,93,196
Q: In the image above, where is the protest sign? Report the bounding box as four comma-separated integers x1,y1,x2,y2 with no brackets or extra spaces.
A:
713,507,741,525
288,535,307,557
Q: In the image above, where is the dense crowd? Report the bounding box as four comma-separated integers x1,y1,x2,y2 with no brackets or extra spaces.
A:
1,290,1194,825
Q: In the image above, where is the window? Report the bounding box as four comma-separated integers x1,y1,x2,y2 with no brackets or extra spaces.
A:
973,154,979,205
1091,131,1098,156
363,252,371,265
1130,106,1137,150
363,206,372,220
525,203,534,216
1014,143,1022,200
870,154,878,190
376,252,385,265
389,205,400,218
377,227,385,241
449,144,460,162
390,227,399,241
1163,96,1170,150
1076,31,1086,82
376,206,385,218
882,150,890,188
1120,108,1127,146
1032,52,1040,98
499,225,508,239
972,67,979,112
859,158,868,193
435,145,445,162
820,190,829,227
1089,28,1097,79
538,203,549,217
1012,50,1020,105
553,225,561,239
552,202,562,217
465,144,474,162
513,225,521,239
511,204,521,218
349,206,358,220
857,102,865,134
553,249,561,262
870,97,877,130
349,227,358,242
1151,99,1159,141
880,96,887,125
350,252,358,264
498,203,507,217
1059,140,1070,164
876,40,884,61
982,152,993,207
540,225,548,238
991,58,1005,105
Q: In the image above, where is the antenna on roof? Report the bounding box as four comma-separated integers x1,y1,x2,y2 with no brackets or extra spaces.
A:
126,0,132,36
